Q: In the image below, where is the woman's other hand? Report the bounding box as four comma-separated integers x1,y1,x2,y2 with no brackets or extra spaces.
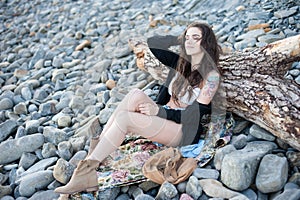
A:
138,103,159,116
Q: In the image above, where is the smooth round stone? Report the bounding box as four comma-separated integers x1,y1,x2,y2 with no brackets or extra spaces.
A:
106,79,116,90
0,98,14,110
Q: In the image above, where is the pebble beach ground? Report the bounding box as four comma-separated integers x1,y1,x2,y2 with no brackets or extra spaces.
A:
0,0,300,199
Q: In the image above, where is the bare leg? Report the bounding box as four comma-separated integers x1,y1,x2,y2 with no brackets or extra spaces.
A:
86,89,183,162
87,110,182,162
87,88,156,155
99,88,158,138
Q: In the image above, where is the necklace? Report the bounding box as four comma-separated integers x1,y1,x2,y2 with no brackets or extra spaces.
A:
192,64,199,71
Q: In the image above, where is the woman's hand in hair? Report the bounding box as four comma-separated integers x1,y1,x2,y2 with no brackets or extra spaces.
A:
138,103,159,116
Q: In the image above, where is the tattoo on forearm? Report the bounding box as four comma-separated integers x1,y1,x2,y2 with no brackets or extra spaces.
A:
202,75,219,98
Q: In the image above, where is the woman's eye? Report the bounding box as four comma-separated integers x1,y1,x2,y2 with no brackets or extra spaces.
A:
185,36,201,41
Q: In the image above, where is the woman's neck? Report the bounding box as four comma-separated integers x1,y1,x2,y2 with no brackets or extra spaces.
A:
191,52,204,69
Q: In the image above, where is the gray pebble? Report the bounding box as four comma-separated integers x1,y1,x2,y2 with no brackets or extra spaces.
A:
0,98,14,110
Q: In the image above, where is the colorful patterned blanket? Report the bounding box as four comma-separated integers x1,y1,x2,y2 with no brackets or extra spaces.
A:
70,136,166,199
69,113,235,200
96,137,166,191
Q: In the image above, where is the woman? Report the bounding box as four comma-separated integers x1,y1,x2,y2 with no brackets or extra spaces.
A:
55,22,222,194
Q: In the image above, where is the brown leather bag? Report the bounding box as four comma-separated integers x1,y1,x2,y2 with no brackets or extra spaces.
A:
142,147,197,184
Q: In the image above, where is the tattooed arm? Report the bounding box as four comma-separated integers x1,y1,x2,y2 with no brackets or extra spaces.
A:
197,70,220,105
157,70,219,121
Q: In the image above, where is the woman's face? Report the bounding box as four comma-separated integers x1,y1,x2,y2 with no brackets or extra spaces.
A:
184,27,202,56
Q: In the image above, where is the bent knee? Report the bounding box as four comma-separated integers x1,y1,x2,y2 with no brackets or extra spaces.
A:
127,88,142,96
128,88,148,102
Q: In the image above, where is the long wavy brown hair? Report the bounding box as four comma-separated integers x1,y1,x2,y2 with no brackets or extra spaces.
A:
171,22,222,106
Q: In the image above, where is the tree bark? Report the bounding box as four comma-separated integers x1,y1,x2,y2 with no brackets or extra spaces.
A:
220,34,300,151
129,34,300,150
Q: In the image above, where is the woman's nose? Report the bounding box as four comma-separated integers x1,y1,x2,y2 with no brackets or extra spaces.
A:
186,39,193,44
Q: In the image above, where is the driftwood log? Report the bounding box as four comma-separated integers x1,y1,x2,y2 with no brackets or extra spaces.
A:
129,34,300,150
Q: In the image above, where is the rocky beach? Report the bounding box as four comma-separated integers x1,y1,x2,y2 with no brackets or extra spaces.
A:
0,0,300,199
